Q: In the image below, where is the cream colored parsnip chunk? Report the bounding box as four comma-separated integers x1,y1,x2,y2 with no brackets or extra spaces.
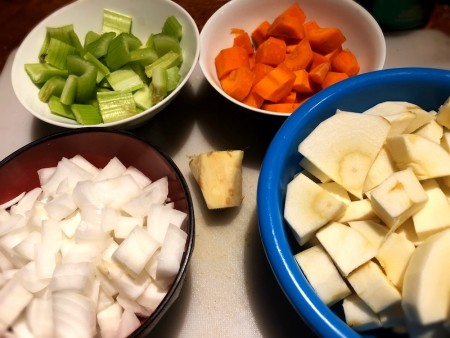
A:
284,173,346,245
298,112,390,199
342,294,381,331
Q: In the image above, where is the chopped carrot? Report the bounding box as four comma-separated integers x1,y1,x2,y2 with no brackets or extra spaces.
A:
232,28,254,55
324,47,342,61
321,71,349,89
243,89,265,108
303,20,320,33
293,69,313,94
309,61,331,85
252,62,274,85
283,38,313,71
253,63,295,102
251,20,271,48
220,66,255,101
261,102,300,113
309,52,328,70
307,27,346,54
267,3,306,40
331,48,360,76
279,91,297,103
215,46,250,80
255,37,287,67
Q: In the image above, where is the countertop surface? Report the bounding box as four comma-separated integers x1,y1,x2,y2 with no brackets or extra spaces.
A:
1,1,450,337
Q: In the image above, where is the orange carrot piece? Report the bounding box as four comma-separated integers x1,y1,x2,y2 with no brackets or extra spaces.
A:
279,91,297,103
324,47,342,62
255,36,287,67
251,20,271,48
215,46,250,80
253,62,274,85
243,89,265,108
331,48,360,76
321,71,349,89
220,66,255,101
307,27,346,54
232,28,254,55
283,38,313,71
309,61,331,85
267,3,306,40
261,102,300,113
293,69,313,94
303,20,320,34
309,52,328,70
253,63,295,102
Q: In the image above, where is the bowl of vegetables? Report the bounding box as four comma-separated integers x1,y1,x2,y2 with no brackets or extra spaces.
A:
0,128,195,337
199,0,386,116
11,0,200,129
257,67,450,337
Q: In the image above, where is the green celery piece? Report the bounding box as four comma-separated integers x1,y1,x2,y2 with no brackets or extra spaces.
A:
66,55,97,102
71,103,103,125
162,16,183,41
151,66,168,103
166,66,181,93
102,8,132,34
144,50,181,78
38,76,66,102
106,69,144,93
39,24,83,61
83,31,116,59
129,47,158,66
60,74,77,105
127,62,150,85
44,38,79,70
97,91,137,123
84,31,101,47
105,33,142,71
133,84,153,110
152,33,181,57
84,52,110,83
24,63,68,85
145,33,155,49
48,95,76,120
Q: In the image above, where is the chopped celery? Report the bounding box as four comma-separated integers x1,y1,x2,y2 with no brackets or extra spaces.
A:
105,33,142,71
66,55,97,102
48,96,76,120
83,52,110,83
97,91,137,123
83,31,116,59
84,31,101,47
38,76,66,102
166,66,181,92
107,69,144,92
129,47,158,66
133,84,153,110
71,103,103,125
44,38,79,70
60,74,77,105
24,63,68,85
127,62,150,85
151,67,168,103
162,16,183,41
152,33,181,57
102,9,132,34
39,24,83,61
144,51,181,78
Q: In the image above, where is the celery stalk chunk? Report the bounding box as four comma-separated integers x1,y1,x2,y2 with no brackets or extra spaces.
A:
39,24,83,61
144,51,181,78
133,85,153,110
44,38,79,70
83,52,110,83
102,9,132,34
48,96,75,120
166,66,181,92
38,76,66,102
84,31,101,47
83,31,116,59
152,33,181,57
130,47,158,66
162,16,183,40
106,69,144,93
105,33,142,71
60,74,77,105
24,63,68,85
97,91,137,123
152,67,168,103
71,103,103,125
66,55,97,102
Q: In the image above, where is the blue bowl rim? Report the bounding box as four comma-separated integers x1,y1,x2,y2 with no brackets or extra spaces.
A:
257,67,450,338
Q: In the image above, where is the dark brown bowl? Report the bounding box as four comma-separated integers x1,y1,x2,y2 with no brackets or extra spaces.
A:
0,128,195,336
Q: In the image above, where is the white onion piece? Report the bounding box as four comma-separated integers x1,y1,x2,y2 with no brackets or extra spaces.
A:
114,216,144,240
156,223,188,280
0,277,33,327
124,166,152,189
37,167,56,186
16,262,50,293
94,175,142,209
26,288,53,338
93,157,127,181
44,193,77,221
0,192,25,210
115,310,141,338
0,231,29,268
97,287,115,313
0,214,26,237
12,315,34,338
50,262,95,294
13,231,41,261
97,302,123,338
70,155,100,176
116,293,152,317
59,210,81,239
136,281,168,312
147,204,186,244
61,242,100,264
10,188,42,216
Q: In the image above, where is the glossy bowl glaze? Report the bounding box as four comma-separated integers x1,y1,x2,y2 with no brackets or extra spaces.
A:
199,0,386,117
0,128,195,336
11,0,200,129
257,67,450,337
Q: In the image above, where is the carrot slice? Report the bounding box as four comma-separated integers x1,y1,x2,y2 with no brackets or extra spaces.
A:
331,48,360,76
215,46,250,80
251,20,271,48
283,38,313,71
321,71,349,89
308,61,331,85
261,102,300,113
220,66,255,101
303,20,320,33
253,62,274,85
253,63,295,102
232,28,254,55
309,52,328,70
307,27,346,54
255,36,287,67
293,69,313,94
279,91,297,103
243,89,265,108
267,3,306,40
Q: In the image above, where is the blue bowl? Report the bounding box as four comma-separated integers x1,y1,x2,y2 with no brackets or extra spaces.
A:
257,67,450,338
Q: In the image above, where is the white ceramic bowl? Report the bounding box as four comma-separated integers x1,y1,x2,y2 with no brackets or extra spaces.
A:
11,0,200,129
199,0,386,117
